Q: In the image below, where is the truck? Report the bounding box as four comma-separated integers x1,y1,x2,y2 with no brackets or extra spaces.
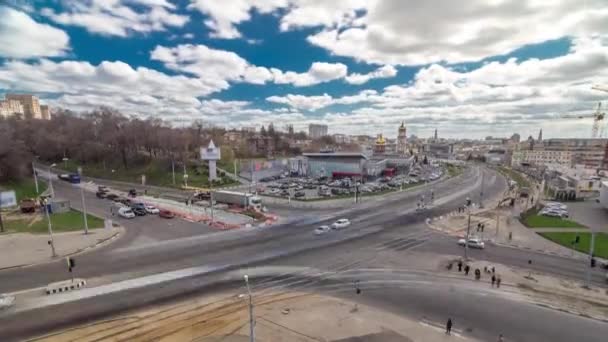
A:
212,190,262,211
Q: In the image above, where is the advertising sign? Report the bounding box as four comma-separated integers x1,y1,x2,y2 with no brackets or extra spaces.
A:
0,190,17,208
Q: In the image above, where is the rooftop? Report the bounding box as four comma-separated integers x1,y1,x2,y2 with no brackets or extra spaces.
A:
303,152,368,160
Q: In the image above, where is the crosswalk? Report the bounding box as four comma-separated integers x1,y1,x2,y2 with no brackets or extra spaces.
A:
375,231,435,252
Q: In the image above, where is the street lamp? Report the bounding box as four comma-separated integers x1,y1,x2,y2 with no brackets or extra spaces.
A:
244,275,255,342
48,163,56,198
78,168,89,235
464,197,472,260
42,197,57,257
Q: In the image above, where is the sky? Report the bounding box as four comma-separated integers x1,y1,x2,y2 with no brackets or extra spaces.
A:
0,0,607,139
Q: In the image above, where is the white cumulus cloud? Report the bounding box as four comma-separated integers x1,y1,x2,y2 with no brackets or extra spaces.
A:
345,65,397,84
0,6,70,59
42,0,189,37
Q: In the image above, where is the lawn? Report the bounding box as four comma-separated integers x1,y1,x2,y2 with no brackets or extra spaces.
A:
540,232,608,259
498,167,530,188
4,209,104,234
59,159,238,189
0,178,47,201
446,164,463,177
522,214,587,228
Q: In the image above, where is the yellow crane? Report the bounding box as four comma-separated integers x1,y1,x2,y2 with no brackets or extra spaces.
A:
561,85,607,138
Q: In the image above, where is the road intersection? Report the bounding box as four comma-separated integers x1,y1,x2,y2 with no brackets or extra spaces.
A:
1,165,607,341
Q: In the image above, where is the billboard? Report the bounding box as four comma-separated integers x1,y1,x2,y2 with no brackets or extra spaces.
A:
200,140,221,160
0,190,17,208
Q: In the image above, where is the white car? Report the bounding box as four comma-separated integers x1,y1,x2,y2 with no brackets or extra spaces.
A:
145,205,160,214
458,238,485,249
118,207,135,219
314,225,331,235
540,210,568,218
545,202,567,210
331,218,351,229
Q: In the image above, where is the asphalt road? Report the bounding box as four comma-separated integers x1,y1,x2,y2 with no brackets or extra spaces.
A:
2,165,606,341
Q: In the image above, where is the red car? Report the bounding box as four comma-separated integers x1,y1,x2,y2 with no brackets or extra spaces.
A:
159,209,175,219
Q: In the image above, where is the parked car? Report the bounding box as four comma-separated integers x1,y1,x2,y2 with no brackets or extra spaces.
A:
145,205,160,214
544,202,567,211
19,198,37,213
294,191,305,198
540,210,568,218
118,207,135,219
314,225,331,235
128,189,137,197
115,197,132,206
457,237,485,249
331,218,351,229
280,190,290,197
132,207,146,216
159,209,175,219
304,184,316,189
98,185,109,192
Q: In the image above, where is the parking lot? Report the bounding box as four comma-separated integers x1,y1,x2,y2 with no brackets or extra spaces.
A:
255,164,444,201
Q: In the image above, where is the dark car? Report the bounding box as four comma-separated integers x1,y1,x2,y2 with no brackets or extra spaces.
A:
294,191,305,198
304,184,316,189
131,202,146,210
128,189,137,198
280,190,290,197
115,197,131,206
131,207,146,216
96,191,108,199
159,209,175,219
105,193,119,201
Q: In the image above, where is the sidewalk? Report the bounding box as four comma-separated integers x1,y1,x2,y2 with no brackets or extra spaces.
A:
443,258,608,322
0,227,122,270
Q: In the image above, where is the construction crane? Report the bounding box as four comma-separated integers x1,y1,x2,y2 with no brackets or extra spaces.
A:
560,85,608,138
562,102,605,138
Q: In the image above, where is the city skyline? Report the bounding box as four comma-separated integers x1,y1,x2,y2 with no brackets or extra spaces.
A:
0,1,607,138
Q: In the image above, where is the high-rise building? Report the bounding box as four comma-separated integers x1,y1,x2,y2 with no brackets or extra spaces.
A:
538,129,543,142
397,121,408,155
40,105,50,120
5,94,42,119
0,99,24,118
433,128,438,141
309,124,328,139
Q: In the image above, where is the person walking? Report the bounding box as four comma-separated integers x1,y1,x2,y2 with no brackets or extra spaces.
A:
446,318,453,335
496,275,502,288
464,265,470,276
498,333,504,341
458,260,463,272
491,274,496,287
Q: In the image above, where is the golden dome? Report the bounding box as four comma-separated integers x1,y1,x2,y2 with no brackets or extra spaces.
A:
376,134,386,145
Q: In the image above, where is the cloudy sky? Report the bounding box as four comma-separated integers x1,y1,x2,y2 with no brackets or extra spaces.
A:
0,0,607,139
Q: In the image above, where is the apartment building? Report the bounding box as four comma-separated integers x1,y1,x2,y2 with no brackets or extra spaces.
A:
5,94,42,119
0,99,24,118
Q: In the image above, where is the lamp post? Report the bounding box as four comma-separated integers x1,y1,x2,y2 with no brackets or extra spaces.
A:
43,198,57,257
48,163,56,198
244,275,255,342
78,170,89,235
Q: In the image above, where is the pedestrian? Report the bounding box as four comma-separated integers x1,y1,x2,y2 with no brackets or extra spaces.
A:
475,268,481,280
458,260,463,272
481,223,485,232
446,318,452,335
491,274,496,287
464,265,470,276
498,333,504,341
497,276,501,288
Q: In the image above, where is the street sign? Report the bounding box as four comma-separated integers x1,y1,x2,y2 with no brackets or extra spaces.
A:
0,190,17,208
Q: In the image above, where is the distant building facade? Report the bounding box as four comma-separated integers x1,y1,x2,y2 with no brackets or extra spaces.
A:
0,99,24,118
308,124,328,139
397,122,408,155
40,105,50,120
5,94,42,119
511,150,573,167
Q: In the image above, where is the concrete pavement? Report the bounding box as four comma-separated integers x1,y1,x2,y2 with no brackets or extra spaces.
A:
0,227,122,270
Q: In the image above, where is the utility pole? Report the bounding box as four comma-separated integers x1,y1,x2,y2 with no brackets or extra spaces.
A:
43,199,57,257
33,162,39,194
171,159,176,186
479,169,485,208
244,275,255,342
79,185,89,234
465,207,471,260
585,232,596,288
234,159,238,179
48,164,56,198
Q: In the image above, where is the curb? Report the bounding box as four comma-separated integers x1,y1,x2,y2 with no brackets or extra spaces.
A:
0,228,124,272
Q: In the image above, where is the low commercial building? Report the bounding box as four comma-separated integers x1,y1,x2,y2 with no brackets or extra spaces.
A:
424,143,454,159
304,152,367,179
544,164,603,200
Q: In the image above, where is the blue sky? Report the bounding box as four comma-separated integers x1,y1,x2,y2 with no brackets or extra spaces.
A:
0,1,606,138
